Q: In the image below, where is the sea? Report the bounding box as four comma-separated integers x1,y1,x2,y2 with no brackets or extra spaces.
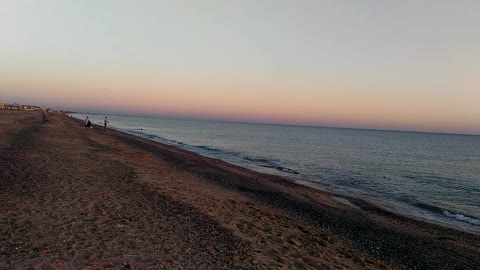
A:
74,113,480,233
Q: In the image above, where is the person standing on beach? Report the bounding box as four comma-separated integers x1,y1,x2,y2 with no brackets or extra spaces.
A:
104,116,109,130
85,116,92,128
42,110,46,123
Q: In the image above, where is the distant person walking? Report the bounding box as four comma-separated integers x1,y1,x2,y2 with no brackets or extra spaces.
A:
42,110,46,123
104,116,109,130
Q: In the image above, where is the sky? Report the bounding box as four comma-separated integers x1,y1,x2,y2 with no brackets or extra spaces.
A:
1,1,479,134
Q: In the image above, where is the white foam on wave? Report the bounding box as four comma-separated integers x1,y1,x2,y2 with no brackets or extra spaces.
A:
443,211,480,226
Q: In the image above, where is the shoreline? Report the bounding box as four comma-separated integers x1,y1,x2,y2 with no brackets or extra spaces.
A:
72,113,480,235
296,178,480,235
70,112,480,263
1,110,479,269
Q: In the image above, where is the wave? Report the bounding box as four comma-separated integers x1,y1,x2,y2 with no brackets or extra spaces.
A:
413,202,445,215
242,157,299,175
242,157,273,163
111,123,303,178
126,128,301,176
195,145,222,152
259,165,300,175
125,129,236,158
443,211,480,226
414,202,480,227
124,129,183,146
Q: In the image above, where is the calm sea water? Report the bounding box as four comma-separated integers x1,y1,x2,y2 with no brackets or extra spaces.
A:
75,114,480,233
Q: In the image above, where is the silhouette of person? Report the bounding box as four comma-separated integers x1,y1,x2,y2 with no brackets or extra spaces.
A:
85,116,92,128
104,116,109,130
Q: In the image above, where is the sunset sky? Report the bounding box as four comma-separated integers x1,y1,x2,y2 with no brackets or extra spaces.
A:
1,1,479,134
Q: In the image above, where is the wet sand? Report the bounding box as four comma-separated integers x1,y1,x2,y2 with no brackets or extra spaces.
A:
1,110,479,269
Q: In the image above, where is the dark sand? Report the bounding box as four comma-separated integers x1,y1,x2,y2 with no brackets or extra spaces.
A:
1,110,479,269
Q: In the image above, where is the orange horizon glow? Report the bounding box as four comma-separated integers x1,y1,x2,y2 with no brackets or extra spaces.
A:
3,74,479,135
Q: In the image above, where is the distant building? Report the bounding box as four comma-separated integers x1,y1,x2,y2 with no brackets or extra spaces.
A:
2,103,42,111
21,105,42,111
5,103,20,110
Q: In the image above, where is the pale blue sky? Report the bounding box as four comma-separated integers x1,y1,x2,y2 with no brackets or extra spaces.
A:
1,1,479,134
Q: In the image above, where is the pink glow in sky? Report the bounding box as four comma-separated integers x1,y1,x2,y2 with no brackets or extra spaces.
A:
1,1,479,134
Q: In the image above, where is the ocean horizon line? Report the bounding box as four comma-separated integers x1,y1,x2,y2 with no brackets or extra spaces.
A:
68,110,480,137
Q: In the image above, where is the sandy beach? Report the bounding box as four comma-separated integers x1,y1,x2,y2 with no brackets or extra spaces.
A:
1,110,479,269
